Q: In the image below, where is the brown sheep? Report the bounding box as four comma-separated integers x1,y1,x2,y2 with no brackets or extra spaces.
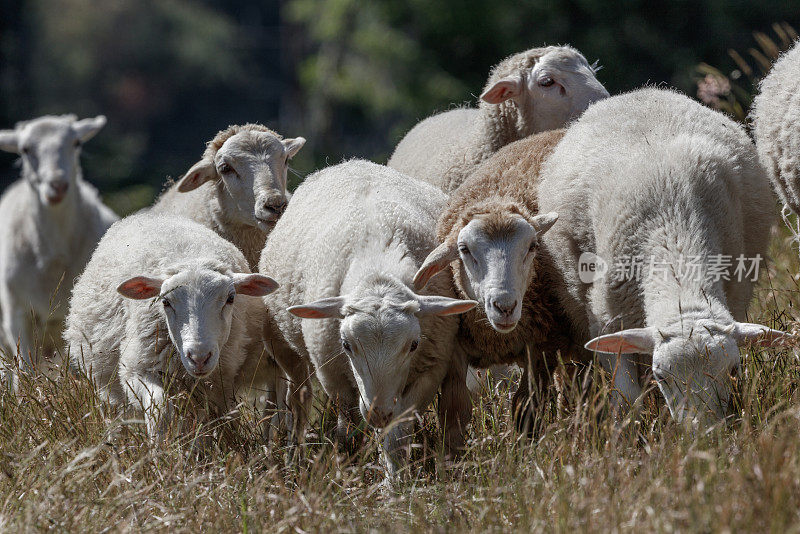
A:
414,129,582,432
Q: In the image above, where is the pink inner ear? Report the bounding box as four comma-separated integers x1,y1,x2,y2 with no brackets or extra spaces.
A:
289,307,329,319
437,301,476,316
588,336,643,354
481,81,520,104
118,277,161,299
236,277,278,297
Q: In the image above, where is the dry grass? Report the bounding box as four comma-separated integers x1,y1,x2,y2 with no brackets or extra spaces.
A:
2,222,800,532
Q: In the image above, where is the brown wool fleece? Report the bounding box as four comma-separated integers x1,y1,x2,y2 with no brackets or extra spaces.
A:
437,129,581,369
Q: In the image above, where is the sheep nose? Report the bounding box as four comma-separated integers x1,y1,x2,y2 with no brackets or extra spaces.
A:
366,407,392,428
50,181,68,195
491,299,517,317
186,350,213,373
264,198,287,214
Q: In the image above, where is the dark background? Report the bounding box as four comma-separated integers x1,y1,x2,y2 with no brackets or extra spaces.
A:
1,0,797,214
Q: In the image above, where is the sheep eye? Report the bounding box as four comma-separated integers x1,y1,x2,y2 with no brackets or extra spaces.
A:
21,147,30,155
73,139,81,148
162,299,172,309
538,76,555,87
342,339,352,353
410,340,419,352
218,163,238,177
226,293,235,304
458,243,471,255
528,241,538,252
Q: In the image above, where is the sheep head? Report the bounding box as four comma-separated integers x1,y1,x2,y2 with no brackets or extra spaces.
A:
118,268,278,378
415,199,557,333
0,114,106,206
480,45,609,138
586,318,790,425
177,124,305,231
288,277,475,428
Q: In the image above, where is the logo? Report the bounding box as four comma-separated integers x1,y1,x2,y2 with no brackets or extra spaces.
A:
578,252,608,283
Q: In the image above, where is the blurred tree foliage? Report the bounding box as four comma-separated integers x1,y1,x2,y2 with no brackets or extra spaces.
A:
1,0,799,214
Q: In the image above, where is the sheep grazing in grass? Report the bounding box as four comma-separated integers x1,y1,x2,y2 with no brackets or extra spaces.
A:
538,88,786,424
413,129,577,431
65,213,279,437
751,41,800,222
259,160,476,478
0,114,118,387
388,45,608,193
152,124,305,269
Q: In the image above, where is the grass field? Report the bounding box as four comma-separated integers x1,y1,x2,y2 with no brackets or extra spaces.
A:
1,223,799,532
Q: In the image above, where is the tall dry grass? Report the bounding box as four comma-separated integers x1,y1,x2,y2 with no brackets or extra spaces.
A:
0,221,799,532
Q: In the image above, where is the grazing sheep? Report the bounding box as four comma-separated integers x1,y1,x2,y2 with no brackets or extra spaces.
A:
538,88,785,424
259,160,476,477
388,45,608,193
65,213,279,437
413,130,577,431
751,41,800,220
152,124,305,269
0,114,118,386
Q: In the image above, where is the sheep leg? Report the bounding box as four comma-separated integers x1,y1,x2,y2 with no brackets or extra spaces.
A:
120,368,172,438
267,342,312,448
1,302,35,388
438,351,471,455
381,417,415,483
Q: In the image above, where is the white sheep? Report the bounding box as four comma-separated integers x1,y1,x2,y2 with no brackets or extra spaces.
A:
751,41,800,222
388,45,608,193
0,114,118,387
151,124,305,269
259,160,476,478
65,213,279,437
537,87,785,424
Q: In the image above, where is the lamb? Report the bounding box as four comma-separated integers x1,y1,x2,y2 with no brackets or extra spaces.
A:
413,129,577,431
258,160,476,478
537,87,786,424
151,124,305,269
388,45,609,194
751,41,800,219
0,114,118,388
65,212,279,437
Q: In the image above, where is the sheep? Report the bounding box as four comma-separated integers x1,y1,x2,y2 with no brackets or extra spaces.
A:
258,160,477,478
388,45,609,194
151,123,305,269
64,212,279,437
0,114,118,388
751,41,800,225
413,129,578,432
537,87,786,424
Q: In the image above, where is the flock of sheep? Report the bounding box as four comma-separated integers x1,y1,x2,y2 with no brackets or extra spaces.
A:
1,42,799,482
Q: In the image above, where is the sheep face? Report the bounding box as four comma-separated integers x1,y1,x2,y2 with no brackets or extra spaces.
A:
585,320,788,424
481,47,609,133
450,211,558,333
177,131,305,231
289,290,475,428
0,115,106,206
117,269,277,379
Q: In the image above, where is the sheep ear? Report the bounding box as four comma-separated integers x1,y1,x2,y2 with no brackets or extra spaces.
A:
288,297,346,319
532,211,558,235
117,276,164,300
585,327,656,354
480,75,524,104
177,159,217,193
232,273,279,297
413,242,458,291
733,323,793,347
282,137,306,159
73,115,107,143
417,296,477,316
0,130,19,153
